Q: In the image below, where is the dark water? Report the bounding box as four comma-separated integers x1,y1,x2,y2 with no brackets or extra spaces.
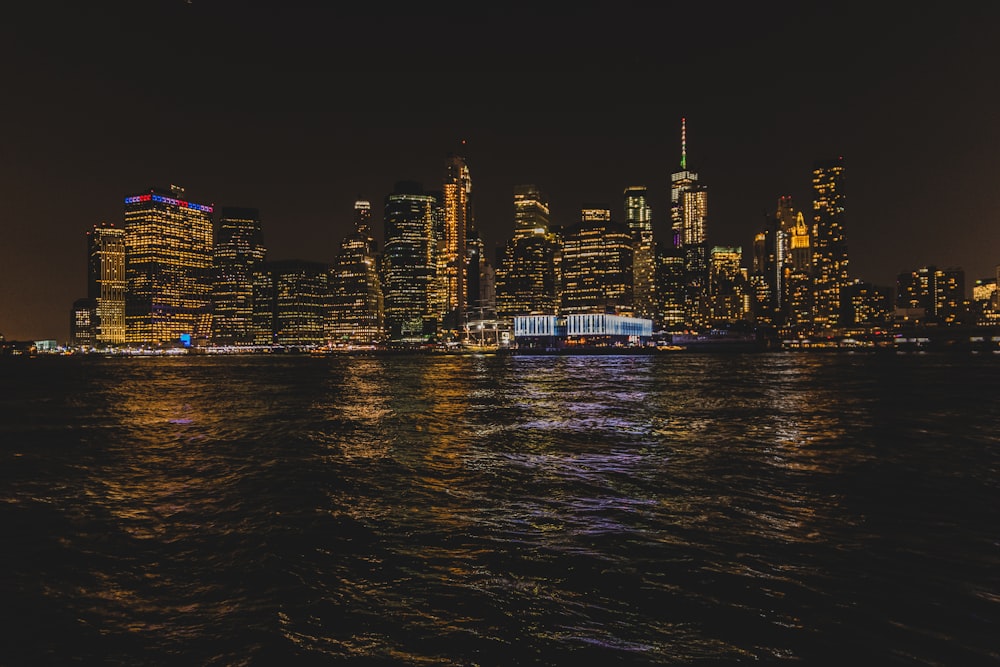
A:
1,353,997,665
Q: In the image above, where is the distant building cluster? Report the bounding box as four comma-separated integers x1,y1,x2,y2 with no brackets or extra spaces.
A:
67,122,999,351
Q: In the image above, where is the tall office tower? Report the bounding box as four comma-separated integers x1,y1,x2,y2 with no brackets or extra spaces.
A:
624,186,656,321
560,207,634,314
670,118,699,249
251,268,275,345
773,196,795,308
255,260,331,346
513,184,550,242
784,271,814,330
466,227,484,321
655,244,686,327
749,229,776,325
383,182,438,340
328,200,384,345
496,235,561,319
86,222,125,345
789,212,812,272
212,207,266,346
708,246,747,324
479,254,496,320
124,185,214,346
441,153,473,328
497,184,561,319
811,158,848,327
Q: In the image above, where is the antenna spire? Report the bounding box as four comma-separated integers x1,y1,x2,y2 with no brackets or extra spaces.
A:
680,117,687,170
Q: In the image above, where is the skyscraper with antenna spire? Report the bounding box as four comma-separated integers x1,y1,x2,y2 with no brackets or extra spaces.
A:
669,118,710,326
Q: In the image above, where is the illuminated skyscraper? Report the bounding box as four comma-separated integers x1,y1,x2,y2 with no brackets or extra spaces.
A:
441,153,473,328
383,182,438,340
670,118,699,249
811,158,848,327
513,184,550,242
124,185,214,346
669,119,709,326
497,185,560,319
560,207,633,314
655,245,686,327
624,186,656,321
266,260,330,346
328,200,384,344
896,266,966,324
708,246,748,324
212,207,266,345
70,298,96,348
86,222,125,345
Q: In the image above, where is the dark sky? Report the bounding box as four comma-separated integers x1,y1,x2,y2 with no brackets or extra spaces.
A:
3,1,1000,341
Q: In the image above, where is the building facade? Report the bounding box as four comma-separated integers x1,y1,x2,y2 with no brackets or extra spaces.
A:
86,222,126,345
811,158,848,328
212,207,266,345
382,182,438,340
124,185,214,346
560,207,634,315
328,200,384,345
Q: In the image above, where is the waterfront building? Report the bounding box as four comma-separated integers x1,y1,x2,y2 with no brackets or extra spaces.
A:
124,185,214,346
86,222,125,345
750,223,777,325
382,182,438,340
784,270,814,332
842,279,891,327
440,153,473,328
972,277,998,324
811,158,848,328
560,207,634,315
262,260,331,346
212,207,266,346
70,297,96,348
625,186,656,321
896,266,966,325
513,313,653,349
328,200,384,345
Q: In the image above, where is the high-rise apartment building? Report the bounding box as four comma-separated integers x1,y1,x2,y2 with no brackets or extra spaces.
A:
86,222,125,345
383,182,438,340
811,158,848,327
212,207,266,345
329,200,384,345
896,266,966,324
124,185,214,346
560,207,633,314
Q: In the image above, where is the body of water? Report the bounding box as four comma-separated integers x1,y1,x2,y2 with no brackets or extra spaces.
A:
1,353,997,665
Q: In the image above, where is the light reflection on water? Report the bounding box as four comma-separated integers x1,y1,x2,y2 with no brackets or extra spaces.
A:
0,353,997,665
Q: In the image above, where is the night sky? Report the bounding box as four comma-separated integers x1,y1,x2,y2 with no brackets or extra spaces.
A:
3,1,1000,341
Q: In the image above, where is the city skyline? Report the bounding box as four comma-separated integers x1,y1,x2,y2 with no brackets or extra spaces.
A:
3,2,1000,340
